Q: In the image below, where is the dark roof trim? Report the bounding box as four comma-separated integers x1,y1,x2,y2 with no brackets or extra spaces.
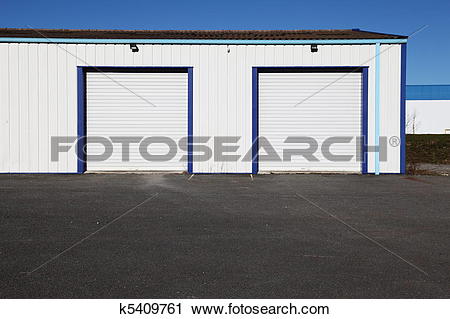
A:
0,28,407,40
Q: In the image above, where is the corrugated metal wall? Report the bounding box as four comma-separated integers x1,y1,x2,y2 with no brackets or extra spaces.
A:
0,43,402,173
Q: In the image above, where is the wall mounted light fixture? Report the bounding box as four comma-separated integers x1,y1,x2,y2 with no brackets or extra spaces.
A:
130,44,139,52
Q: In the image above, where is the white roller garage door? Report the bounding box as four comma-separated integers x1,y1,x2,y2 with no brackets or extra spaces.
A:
86,71,188,171
259,71,362,172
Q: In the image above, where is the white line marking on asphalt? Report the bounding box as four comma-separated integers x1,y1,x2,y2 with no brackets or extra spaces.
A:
188,174,195,181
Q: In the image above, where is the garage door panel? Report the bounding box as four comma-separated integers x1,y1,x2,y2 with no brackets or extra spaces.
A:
259,72,362,173
86,72,187,171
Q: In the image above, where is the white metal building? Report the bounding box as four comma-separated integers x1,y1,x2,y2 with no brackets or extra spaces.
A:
406,85,450,134
0,28,407,174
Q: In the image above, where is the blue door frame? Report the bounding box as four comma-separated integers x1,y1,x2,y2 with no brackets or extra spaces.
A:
400,43,407,174
251,66,369,174
76,66,193,174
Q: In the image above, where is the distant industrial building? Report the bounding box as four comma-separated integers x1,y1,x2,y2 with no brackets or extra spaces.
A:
406,85,450,134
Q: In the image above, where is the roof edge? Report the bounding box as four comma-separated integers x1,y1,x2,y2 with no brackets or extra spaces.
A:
0,27,408,40
353,28,408,39
0,37,408,45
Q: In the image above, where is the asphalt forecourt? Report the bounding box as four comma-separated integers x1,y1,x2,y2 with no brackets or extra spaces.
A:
0,174,448,299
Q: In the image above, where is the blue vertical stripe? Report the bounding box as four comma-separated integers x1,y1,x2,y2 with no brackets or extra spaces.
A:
400,44,407,174
361,67,369,174
187,67,194,174
252,68,259,174
77,67,86,174
374,43,381,175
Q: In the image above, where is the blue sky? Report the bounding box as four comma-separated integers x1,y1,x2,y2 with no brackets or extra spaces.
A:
2,0,449,84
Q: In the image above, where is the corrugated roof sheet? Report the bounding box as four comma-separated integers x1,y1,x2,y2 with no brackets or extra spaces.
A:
0,28,407,40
